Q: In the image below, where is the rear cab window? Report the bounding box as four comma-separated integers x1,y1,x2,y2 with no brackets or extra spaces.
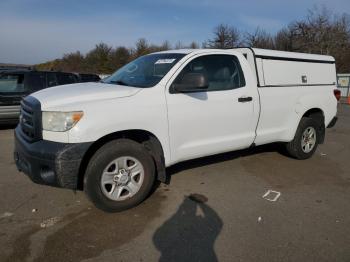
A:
0,73,25,94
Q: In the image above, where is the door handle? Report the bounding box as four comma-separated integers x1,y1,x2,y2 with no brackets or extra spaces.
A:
238,96,253,102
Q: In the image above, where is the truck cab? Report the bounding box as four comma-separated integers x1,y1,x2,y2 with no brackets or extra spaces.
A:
14,48,338,212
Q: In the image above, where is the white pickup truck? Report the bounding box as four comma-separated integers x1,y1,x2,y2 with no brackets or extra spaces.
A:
14,48,339,212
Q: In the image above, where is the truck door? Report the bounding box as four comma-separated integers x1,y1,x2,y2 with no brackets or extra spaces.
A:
166,53,259,163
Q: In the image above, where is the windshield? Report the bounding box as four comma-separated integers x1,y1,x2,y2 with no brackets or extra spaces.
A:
0,73,25,93
102,53,186,88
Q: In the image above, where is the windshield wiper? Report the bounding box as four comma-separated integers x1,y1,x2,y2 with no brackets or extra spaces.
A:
110,80,129,86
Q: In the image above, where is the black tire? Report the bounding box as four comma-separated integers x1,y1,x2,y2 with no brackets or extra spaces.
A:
84,139,155,212
286,117,320,160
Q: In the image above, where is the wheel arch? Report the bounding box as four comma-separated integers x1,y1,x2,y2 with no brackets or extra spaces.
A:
300,108,325,144
77,129,168,190
302,108,325,119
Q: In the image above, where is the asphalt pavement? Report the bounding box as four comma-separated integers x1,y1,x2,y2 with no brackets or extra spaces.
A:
0,104,349,262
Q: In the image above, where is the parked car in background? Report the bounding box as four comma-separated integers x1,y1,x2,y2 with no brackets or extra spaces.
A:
0,70,78,123
0,63,32,72
76,73,101,82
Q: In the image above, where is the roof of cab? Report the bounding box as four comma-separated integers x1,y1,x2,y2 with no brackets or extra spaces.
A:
152,49,195,54
152,48,241,55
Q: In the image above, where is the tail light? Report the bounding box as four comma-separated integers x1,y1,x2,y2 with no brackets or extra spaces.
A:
334,89,341,101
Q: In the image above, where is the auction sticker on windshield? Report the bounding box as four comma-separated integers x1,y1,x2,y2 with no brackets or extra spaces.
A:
155,59,176,64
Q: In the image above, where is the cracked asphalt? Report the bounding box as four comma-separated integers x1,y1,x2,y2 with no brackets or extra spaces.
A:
0,104,349,262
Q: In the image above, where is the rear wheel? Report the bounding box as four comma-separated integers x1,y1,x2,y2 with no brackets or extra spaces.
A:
286,117,320,159
84,139,155,212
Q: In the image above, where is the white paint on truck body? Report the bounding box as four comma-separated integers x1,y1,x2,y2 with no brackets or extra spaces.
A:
236,48,337,146
31,48,338,167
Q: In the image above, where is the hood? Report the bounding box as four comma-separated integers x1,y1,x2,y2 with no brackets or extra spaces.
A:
31,82,142,109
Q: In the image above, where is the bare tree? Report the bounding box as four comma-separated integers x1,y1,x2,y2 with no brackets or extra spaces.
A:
134,38,149,57
189,41,199,49
108,47,131,71
34,6,350,74
277,6,350,72
204,24,241,49
275,28,293,51
160,40,171,51
85,43,112,74
175,41,184,49
244,28,275,49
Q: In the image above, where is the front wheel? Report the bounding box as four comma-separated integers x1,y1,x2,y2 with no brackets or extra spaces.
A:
286,117,320,159
84,139,155,212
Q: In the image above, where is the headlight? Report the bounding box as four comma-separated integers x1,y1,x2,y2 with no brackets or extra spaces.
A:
42,111,84,132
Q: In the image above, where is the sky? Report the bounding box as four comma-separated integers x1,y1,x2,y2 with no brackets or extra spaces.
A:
0,0,349,64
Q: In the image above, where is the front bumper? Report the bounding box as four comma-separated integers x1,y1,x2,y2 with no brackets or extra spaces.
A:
14,126,92,189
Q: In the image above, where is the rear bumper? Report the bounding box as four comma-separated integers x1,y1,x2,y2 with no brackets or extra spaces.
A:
14,126,92,189
327,116,337,128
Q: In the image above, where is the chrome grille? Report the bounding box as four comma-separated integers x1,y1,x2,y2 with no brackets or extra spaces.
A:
19,97,42,142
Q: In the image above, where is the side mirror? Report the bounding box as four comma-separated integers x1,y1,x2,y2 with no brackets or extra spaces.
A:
172,73,208,93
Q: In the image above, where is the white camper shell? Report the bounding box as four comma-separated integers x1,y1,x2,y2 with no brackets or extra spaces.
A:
236,48,336,87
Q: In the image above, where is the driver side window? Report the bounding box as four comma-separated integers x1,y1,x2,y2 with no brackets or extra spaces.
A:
173,54,245,92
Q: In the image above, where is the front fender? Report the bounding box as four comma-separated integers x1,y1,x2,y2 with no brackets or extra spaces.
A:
67,88,171,165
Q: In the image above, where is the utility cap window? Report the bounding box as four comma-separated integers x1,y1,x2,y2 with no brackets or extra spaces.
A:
173,54,245,92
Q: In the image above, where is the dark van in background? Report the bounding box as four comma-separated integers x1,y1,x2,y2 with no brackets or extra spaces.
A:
76,73,101,82
0,70,79,124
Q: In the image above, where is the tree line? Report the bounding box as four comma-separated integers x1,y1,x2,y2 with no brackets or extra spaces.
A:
35,6,350,74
